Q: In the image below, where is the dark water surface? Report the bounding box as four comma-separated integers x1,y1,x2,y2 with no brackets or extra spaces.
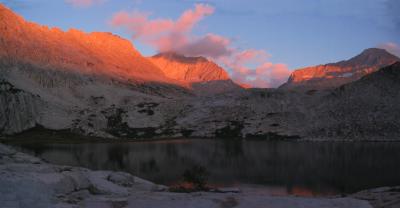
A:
6,139,400,196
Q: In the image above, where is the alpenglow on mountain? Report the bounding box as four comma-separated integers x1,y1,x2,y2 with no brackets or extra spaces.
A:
149,52,231,83
280,48,400,90
0,4,238,90
1,3,400,141
149,52,242,94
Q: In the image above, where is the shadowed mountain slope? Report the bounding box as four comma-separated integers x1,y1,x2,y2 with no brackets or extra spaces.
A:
1,3,400,140
307,62,400,139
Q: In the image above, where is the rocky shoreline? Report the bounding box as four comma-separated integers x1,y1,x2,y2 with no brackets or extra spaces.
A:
2,143,399,208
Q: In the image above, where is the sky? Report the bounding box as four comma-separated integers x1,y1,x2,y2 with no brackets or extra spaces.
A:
1,0,399,87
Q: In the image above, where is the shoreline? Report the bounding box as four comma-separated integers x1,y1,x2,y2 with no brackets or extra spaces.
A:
2,126,400,144
2,135,400,145
1,143,399,208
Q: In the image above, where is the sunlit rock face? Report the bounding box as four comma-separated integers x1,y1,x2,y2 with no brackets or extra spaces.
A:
0,3,239,90
281,48,400,90
0,4,168,84
1,3,400,140
149,52,230,83
150,52,242,94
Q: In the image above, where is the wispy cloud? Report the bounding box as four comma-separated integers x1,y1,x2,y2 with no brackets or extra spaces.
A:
65,0,105,8
111,4,216,54
110,3,290,88
379,42,400,57
221,49,291,88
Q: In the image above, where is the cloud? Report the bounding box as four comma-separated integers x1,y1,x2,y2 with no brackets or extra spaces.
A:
221,49,291,88
111,4,214,53
110,4,291,88
65,0,104,7
379,42,400,57
177,34,233,58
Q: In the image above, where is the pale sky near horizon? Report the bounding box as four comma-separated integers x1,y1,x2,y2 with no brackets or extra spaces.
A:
1,0,399,87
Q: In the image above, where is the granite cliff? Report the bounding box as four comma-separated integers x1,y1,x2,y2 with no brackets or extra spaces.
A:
1,3,400,140
280,48,399,90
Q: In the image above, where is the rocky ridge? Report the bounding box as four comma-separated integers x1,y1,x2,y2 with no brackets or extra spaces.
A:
150,52,230,83
149,52,242,94
281,48,400,90
1,3,400,140
0,3,171,84
0,143,376,208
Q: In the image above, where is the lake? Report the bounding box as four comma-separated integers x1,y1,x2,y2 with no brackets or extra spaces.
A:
6,139,400,196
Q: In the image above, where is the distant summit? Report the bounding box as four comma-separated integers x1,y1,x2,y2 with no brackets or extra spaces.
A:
149,52,231,83
280,48,400,90
0,3,244,88
149,52,243,94
335,48,400,68
3,3,400,141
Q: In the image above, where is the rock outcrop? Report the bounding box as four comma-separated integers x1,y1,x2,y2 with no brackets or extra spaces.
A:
1,3,400,140
0,3,169,84
150,52,230,83
149,52,242,94
0,143,374,208
307,62,400,140
352,186,400,208
281,48,400,90
0,80,41,134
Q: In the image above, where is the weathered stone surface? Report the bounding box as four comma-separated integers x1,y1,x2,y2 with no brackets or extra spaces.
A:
150,52,230,83
352,186,400,208
0,81,41,135
0,143,374,208
150,52,242,94
281,48,400,90
1,3,400,141
0,4,168,84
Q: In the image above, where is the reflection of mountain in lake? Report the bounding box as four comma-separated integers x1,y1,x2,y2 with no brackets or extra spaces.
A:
12,140,400,195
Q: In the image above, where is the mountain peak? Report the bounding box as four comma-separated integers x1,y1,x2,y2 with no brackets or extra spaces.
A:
338,48,400,68
150,52,231,83
281,48,400,90
360,48,388,54
0,3,168,83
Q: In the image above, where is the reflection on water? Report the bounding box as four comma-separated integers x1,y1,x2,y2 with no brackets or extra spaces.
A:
9,139,400,196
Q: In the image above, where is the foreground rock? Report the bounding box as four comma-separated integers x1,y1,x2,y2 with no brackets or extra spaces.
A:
352,187,400,208
0,143,167,208
0,143,376,208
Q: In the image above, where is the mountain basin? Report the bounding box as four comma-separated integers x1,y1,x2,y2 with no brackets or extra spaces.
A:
4,137,400,196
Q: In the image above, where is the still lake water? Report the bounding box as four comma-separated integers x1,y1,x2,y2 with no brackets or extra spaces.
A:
8,139,400,196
